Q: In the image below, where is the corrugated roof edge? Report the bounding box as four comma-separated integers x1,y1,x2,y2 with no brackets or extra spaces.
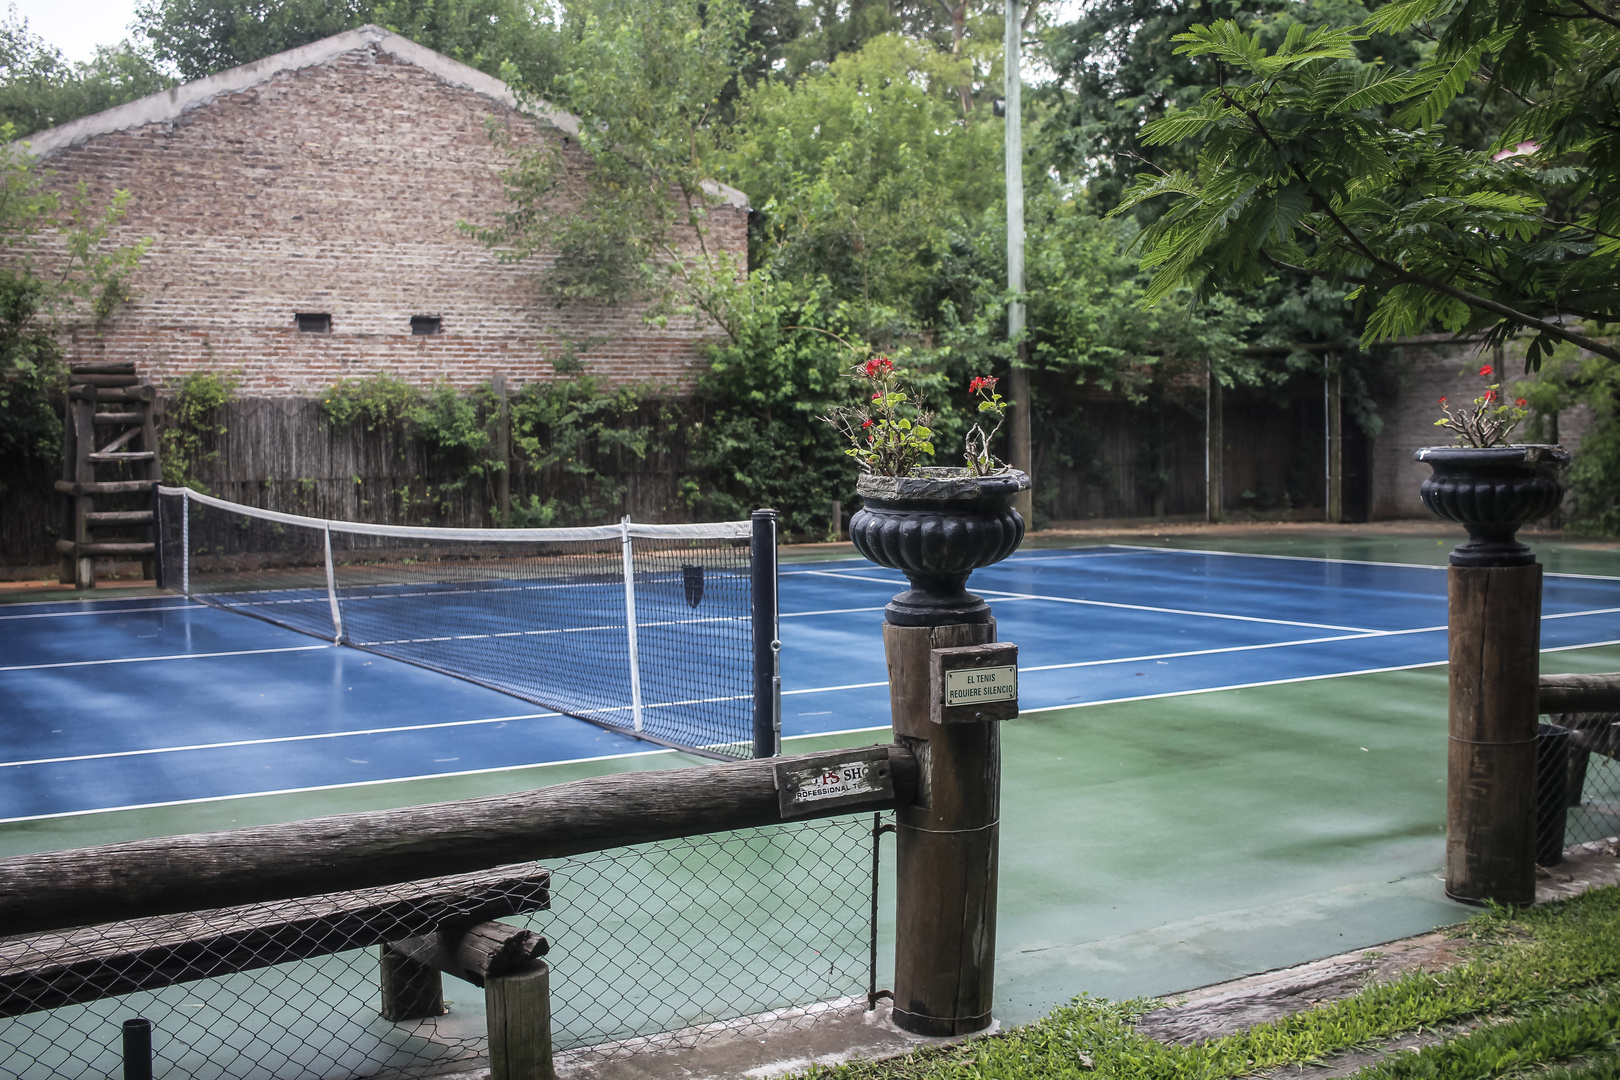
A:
11,24,749,210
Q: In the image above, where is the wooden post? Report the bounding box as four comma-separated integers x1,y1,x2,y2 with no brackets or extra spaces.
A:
1446,564,1542,904
886,620,1000,1036
70,394,96,590
379,947,445,1021
1326,360,1342,524
487,959,555,1080
1206,365,1223,523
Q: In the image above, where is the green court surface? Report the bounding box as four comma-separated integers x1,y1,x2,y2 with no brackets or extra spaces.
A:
4,527,1618,1037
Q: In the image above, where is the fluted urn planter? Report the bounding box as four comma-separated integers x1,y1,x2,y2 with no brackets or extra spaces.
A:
1415,445,1570,567
850,467,1030,627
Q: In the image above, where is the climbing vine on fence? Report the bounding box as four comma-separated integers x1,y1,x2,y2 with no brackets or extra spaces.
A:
159,371,236,491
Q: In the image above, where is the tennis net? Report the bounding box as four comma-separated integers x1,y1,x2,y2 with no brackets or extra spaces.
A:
154,486,780,760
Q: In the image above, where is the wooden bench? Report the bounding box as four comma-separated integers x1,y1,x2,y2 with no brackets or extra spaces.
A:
1,864,555,1078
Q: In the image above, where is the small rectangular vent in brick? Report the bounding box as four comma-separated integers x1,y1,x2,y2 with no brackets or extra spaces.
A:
296,313,332,333
410,315,441,335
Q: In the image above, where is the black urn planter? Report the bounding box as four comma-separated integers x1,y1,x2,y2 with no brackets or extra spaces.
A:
850,467,1030,627
1414,445,1569,567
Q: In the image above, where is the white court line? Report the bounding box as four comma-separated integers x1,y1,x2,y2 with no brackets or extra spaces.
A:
0,745,678,825
0,711,565,770
1105,542,1620,582
803,568,1384,634
0,644,332,673
14,637,1620,827
0,600,195,620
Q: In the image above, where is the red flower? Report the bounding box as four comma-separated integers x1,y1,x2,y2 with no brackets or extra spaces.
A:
863,356,894,378
1479,364,1494,377
862,418,873,428
872,392,883,401
1438,396,1448,404
1484,389,1498,402
969,375,999,395
1516,397,1528,407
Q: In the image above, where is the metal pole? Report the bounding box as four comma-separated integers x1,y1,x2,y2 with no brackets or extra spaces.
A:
1005,0,1033,521
323,524,344,644
751,509,780,758
122,1017,153,1080
621,517,644,734
180,490,190,598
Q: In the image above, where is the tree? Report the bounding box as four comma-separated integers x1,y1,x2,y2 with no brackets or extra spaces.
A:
0,13,173,136
132,0,565,84
0,131,147,489
1113,0,1619,366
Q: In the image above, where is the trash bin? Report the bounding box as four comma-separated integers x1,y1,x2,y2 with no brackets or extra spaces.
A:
1537,722,1572,866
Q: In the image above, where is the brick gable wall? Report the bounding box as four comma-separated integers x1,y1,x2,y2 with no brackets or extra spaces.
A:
41,43,746,396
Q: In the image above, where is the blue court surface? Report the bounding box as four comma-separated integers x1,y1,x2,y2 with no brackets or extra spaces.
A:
4,544,1620,823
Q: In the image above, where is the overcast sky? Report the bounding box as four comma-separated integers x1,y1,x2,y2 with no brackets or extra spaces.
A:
12,0,142,63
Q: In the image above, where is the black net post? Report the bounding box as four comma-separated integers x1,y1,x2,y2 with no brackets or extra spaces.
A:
751,509,780,759
149,483,165,591
122,1017,152,1080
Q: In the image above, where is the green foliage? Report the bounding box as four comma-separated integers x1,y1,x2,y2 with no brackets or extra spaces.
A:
470,0,751,309
506,374,682,527
319,371,423,431
0,12,174,137
1513,347,1620,534
0,129,146,491
131,0,564,84
808,885,1620,1080
160,371,236,489
1111,0,1620,367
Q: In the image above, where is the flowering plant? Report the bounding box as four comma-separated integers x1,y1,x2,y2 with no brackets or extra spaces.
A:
1434,363,1530,447
823,356,937,476
964,376,1009,476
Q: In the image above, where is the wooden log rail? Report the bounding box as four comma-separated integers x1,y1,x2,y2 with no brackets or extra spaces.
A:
1540,673,1620,715
0,744,916,938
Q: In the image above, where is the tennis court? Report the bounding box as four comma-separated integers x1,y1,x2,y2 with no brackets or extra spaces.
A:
5,544,1620,822
4,535,1620,1032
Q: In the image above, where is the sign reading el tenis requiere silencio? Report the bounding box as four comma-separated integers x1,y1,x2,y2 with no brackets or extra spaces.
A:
945,664,1017,707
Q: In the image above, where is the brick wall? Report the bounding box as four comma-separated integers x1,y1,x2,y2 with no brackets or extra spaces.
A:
33,29,747,396
1370,341,1594,519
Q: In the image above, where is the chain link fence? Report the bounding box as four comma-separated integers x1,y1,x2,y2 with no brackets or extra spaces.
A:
0,812,892,1080
1544,714,1620,852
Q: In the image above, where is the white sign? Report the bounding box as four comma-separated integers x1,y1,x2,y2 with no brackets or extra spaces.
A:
790,761,880,806
945,665,1018,707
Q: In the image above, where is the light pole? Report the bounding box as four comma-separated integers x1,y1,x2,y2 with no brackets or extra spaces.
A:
1005,0,1033,521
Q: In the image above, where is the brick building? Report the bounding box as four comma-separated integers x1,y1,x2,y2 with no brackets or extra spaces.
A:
25,24,749,395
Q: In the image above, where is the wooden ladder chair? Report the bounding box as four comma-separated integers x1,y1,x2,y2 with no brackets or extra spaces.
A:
55,361,161,589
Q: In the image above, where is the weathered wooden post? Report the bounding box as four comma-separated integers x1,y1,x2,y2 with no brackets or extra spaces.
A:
1416,445,1569,905
850,468,1029,1036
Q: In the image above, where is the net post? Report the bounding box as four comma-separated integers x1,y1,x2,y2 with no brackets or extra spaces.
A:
621,517,644,733
150,484,165,592
180,490,190,598
751,509,780,758
323,525,344,644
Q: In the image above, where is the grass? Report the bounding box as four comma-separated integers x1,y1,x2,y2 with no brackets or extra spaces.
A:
805,885,1620,1080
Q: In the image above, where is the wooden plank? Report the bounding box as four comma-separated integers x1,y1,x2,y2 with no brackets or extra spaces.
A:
92,411,146,425
68,360,136,375
1447,565,1541,905
54,480,158,496
0,867,550,1019
88,451,156,463
385,920,548,988
1541,674,1620,715
55,541,155,556
0,743,918,937
96,427,141,455
85,511,154,526
72,373,141,387
67,385,154,403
